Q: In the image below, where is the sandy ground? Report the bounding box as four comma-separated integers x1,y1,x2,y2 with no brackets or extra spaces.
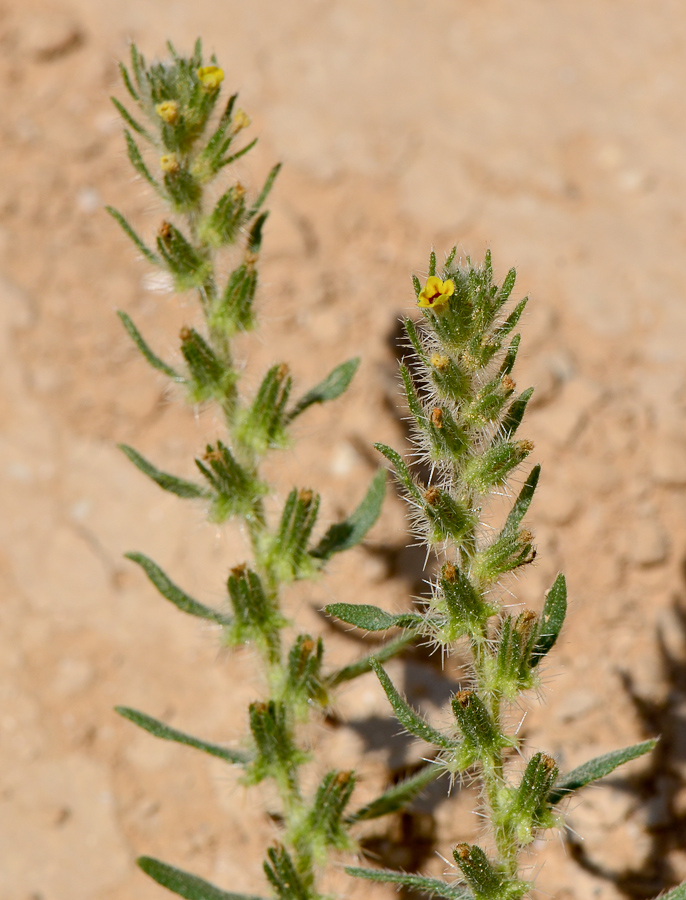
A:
2,2,686,899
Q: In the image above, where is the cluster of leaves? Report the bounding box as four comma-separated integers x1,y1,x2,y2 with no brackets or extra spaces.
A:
110,40,436,900
328,252,659,899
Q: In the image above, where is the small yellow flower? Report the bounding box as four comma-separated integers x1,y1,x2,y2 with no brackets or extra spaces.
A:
231,108,251,135
155,100,179,125
197,65,224,90
417,276,455,310
160,153,179,174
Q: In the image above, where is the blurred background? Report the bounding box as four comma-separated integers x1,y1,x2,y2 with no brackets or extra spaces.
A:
2,1,686,898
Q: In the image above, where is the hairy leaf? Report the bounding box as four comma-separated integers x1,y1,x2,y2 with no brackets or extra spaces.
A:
118,311,184,381
311,470,385,559
288,358,360,421
348,762,445,822
119,444,208,499
548,739,657,805
125,552,228,623
138,857,265,900
117,707,248,764
371,659,457,749
346,867,471,899
326,602,423,632
530,573,567,666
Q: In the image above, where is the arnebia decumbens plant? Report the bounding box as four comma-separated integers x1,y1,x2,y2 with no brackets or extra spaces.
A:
110,40,684,900
110,39,431,900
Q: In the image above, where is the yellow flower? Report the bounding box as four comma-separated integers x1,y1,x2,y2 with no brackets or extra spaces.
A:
231,108,251,135
197,65,224,90
160,154,179,175
417,276,455,309
155,100,179,125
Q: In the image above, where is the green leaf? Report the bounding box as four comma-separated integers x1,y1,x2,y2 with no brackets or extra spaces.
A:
530,573,566,666
548,739,657,805
347,762,445,822
107,206,159,265
503,465,540,535
124,130,159,191
138,856,265,900
325,632,417,687
248,162,282,218
111,96,154,142
117,707,248,764
371,659,457,750
125,552,228,623
374,442,422,502
117,311,184,382
311,470,386,560
500,387,534,439
287,358,360,421
345,867,471,900
119,444,208,499
326,602,423,632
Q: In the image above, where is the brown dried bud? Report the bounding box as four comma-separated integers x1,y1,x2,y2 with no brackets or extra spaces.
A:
430,352,449,371
517,439,535,453
430,407,443,429
230,563,248,579
424,487,440,506
245,250,259,268
443,561,457,583
335,771,353,787
159,220,173,241
454,843,470,862
179,326,192,342
514,609,537,636
454,690,472,708
298,488,314,506
276,363,290,381
501,374,516,392
540,753,557,773
300,638,315,655
519,529,533,544
204,447,223,463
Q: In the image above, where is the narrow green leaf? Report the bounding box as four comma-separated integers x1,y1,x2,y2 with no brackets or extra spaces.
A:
530,573,566,666
138,856,264,900
118,62,139,101
248,162,282,218
125,131,159,191
371,659,457,749
348,762,445,822
548,739,657,805
119,444,208,499
107,206,159,264
500,386,534,440
326,602,423,632
111,96,154,143
117,707,248,764
287,358,360,422
412,274,422,298
374,442,422,501
400,363,425,424
503,465,540,535
117,311,184,382
219,137,258,169
311,470,386,560
345,867,471,899
125,552,228,623
325,632,416,687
